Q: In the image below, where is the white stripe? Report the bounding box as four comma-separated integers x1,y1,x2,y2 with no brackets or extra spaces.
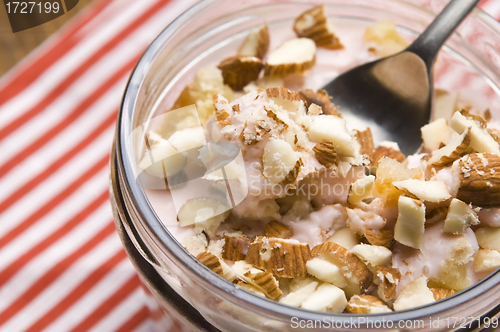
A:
0,129,112,237
0,234,123,332
0,0,194,164
44,259,138,332
0,82,122,202
0,170,109,271
0,0,160,125
89,288,147,332
0,203,113,313
482,0,500,19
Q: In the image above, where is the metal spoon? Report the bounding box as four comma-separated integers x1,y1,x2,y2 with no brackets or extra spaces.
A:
322,0,480,155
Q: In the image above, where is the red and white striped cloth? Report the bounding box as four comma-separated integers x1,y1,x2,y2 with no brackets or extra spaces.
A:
0,0,499,331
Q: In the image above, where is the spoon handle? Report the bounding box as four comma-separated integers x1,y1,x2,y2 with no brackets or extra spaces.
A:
406,0,481,67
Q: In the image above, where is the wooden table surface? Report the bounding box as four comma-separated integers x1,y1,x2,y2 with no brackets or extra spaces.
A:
0,0,97,76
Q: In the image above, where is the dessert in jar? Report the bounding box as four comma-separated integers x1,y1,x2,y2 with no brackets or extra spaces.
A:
135,5,500,314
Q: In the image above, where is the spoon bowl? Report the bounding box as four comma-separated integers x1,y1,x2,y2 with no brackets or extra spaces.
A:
322,0,480,155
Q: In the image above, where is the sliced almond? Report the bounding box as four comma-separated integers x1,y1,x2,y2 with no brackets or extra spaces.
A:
350,244,392,271
243,271,283,300
264,38,316,76
264,220,293,239
430,287,457,301
218,56,264,90
372,143,405,164
443,198,479,234
311,242,373,296
475,227,500,251
347,175,375,206
428,127,471,167
197,252,224,275
279,281,318,307
245,237,311,278
393,179,451,203
363,229,394,247
301,283,348,313
456,153,500,207
262,139,298,184
450,110,500,155
421,118,450,151
177,197,230,229
306,257,347,288
346,295,392,314
313,139,338,168
374,265,401,302
473,249,500,273
327,227,359,250
293,5,343,49
238,24,270,59
298,89,340,116
354,128,375,159
393,276,435,311
222,236,251,261
394,196,425,249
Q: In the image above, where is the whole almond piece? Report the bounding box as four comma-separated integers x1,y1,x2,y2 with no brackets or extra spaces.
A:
218,56,263,90
293,5,343,49
264,38,316,76
246,237,311,278
238,24,270,59
456,153,500,207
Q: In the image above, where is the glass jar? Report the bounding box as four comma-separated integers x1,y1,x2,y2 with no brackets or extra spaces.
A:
110,0,500,330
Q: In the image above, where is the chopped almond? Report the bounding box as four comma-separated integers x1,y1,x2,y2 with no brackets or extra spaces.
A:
346,295,392,314
298,89,340,116
218,56,264,90
354,128,375,159
348,175,375,206
427,127,471,167
374,266,401,302
222,236,251,261
238,24,270,59
246,237,311,278
264,38,316,76
443,198,479,234
313,139,338,168
372,143,405,164
393,276,435,311
264,221,293,239
475,227,500,251
293,5,343,49
456,153,500,207
473,249,500,273
394,196,425,249
363,229,394,247
430,287,457,301
301,283,348,313
327,227,359,250
392,179,451,203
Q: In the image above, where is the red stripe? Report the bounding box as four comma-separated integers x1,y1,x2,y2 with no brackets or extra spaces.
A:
24,249,127,332
0,54,136,178
0,0,171,139
70,275,143,332
0,190,109,289
0,220,116,324
115,306,150,332
0,110,116,215
0,155,109,250
0,0,120,108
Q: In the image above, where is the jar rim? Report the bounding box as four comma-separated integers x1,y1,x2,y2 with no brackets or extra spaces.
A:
116,0,500,324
